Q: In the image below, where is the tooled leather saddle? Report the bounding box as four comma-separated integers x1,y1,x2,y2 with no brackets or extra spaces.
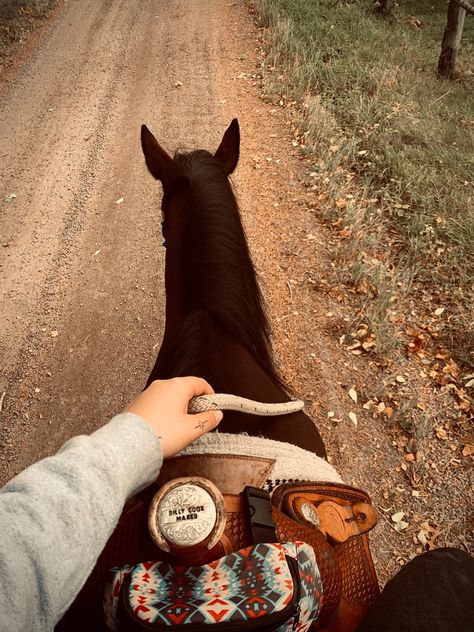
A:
59,454,379,632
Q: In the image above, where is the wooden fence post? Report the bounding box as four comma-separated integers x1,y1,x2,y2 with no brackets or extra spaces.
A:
438,0,466,79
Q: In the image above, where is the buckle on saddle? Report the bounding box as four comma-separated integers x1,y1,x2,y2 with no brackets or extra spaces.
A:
244,486,277,544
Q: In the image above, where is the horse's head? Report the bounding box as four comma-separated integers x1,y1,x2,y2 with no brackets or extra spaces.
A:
141,119,290,398
140,119,240,246
141,118,240,183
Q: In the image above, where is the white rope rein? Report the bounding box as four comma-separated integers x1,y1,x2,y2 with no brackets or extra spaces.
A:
188,394,304,416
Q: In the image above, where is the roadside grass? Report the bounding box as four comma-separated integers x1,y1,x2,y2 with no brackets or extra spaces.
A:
253,0,474,365
0,0,56,21
0,0,58,68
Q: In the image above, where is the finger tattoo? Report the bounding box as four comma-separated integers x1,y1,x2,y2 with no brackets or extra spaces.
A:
194,420,207,431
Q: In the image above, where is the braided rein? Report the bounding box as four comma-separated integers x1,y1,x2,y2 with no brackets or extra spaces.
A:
188,394,304,416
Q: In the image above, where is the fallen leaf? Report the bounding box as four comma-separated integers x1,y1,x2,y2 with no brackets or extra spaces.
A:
391,511,405,523
348,412,358,427
348,388,358,403
50,330,59,338
435,426,448,441
115,197,124,204
434,307,445,316
327,411,335,418
417,530,427,546
335,198,347,209
394,521,409,532
442,360,460,379
346,341,361,350
407,336,423,353
4,192,17,203
395,375,406,383
93,249,101,256
384,407,394,417
462,445,474,457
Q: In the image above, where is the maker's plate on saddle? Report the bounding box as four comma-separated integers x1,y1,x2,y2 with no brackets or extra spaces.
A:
148,476,226,554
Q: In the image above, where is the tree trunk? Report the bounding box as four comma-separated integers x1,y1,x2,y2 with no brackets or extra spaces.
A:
377,0,395,16
438,0,466,79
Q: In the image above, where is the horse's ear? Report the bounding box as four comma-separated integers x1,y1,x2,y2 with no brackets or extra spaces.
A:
141,125,177,186
214,119,240,175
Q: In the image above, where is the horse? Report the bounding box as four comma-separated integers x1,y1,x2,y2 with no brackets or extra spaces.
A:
141,119,326,458
57,120,328,630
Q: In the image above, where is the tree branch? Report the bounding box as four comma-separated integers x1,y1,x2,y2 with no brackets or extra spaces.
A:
454,0,474,16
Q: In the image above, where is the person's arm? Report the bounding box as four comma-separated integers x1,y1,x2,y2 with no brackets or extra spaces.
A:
0,377,222,631
0,412,158,631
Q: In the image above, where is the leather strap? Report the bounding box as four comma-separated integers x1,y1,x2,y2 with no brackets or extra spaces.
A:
286,494,377,543
157,454,275,494
272,481,378,543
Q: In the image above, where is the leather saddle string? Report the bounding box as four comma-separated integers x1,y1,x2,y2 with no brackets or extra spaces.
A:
188,393,304,416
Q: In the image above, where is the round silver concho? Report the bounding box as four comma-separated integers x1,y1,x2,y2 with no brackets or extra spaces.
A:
300,501,321,528
148,477,225,552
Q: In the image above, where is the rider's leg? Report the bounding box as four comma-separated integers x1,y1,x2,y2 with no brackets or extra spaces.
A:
357,548,474,632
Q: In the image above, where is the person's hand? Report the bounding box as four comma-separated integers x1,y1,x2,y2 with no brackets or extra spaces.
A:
123,377,223,458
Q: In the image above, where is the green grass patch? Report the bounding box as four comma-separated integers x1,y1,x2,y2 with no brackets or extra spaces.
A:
254,0,474,364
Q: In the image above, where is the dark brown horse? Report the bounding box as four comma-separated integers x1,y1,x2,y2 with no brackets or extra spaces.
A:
141,119,326,458
58,120,327,630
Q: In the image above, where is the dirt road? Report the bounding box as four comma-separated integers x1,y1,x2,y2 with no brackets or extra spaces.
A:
0,0,277,481
1,0,342,483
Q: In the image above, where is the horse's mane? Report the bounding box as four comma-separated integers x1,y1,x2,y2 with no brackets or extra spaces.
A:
166,149,285,388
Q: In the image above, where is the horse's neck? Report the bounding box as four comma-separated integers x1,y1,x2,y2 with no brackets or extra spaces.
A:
149,312,327,457
149,312,283,401
208,326,287,401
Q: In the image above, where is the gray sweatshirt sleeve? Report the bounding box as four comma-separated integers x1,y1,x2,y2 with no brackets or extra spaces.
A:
0,412,163,632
